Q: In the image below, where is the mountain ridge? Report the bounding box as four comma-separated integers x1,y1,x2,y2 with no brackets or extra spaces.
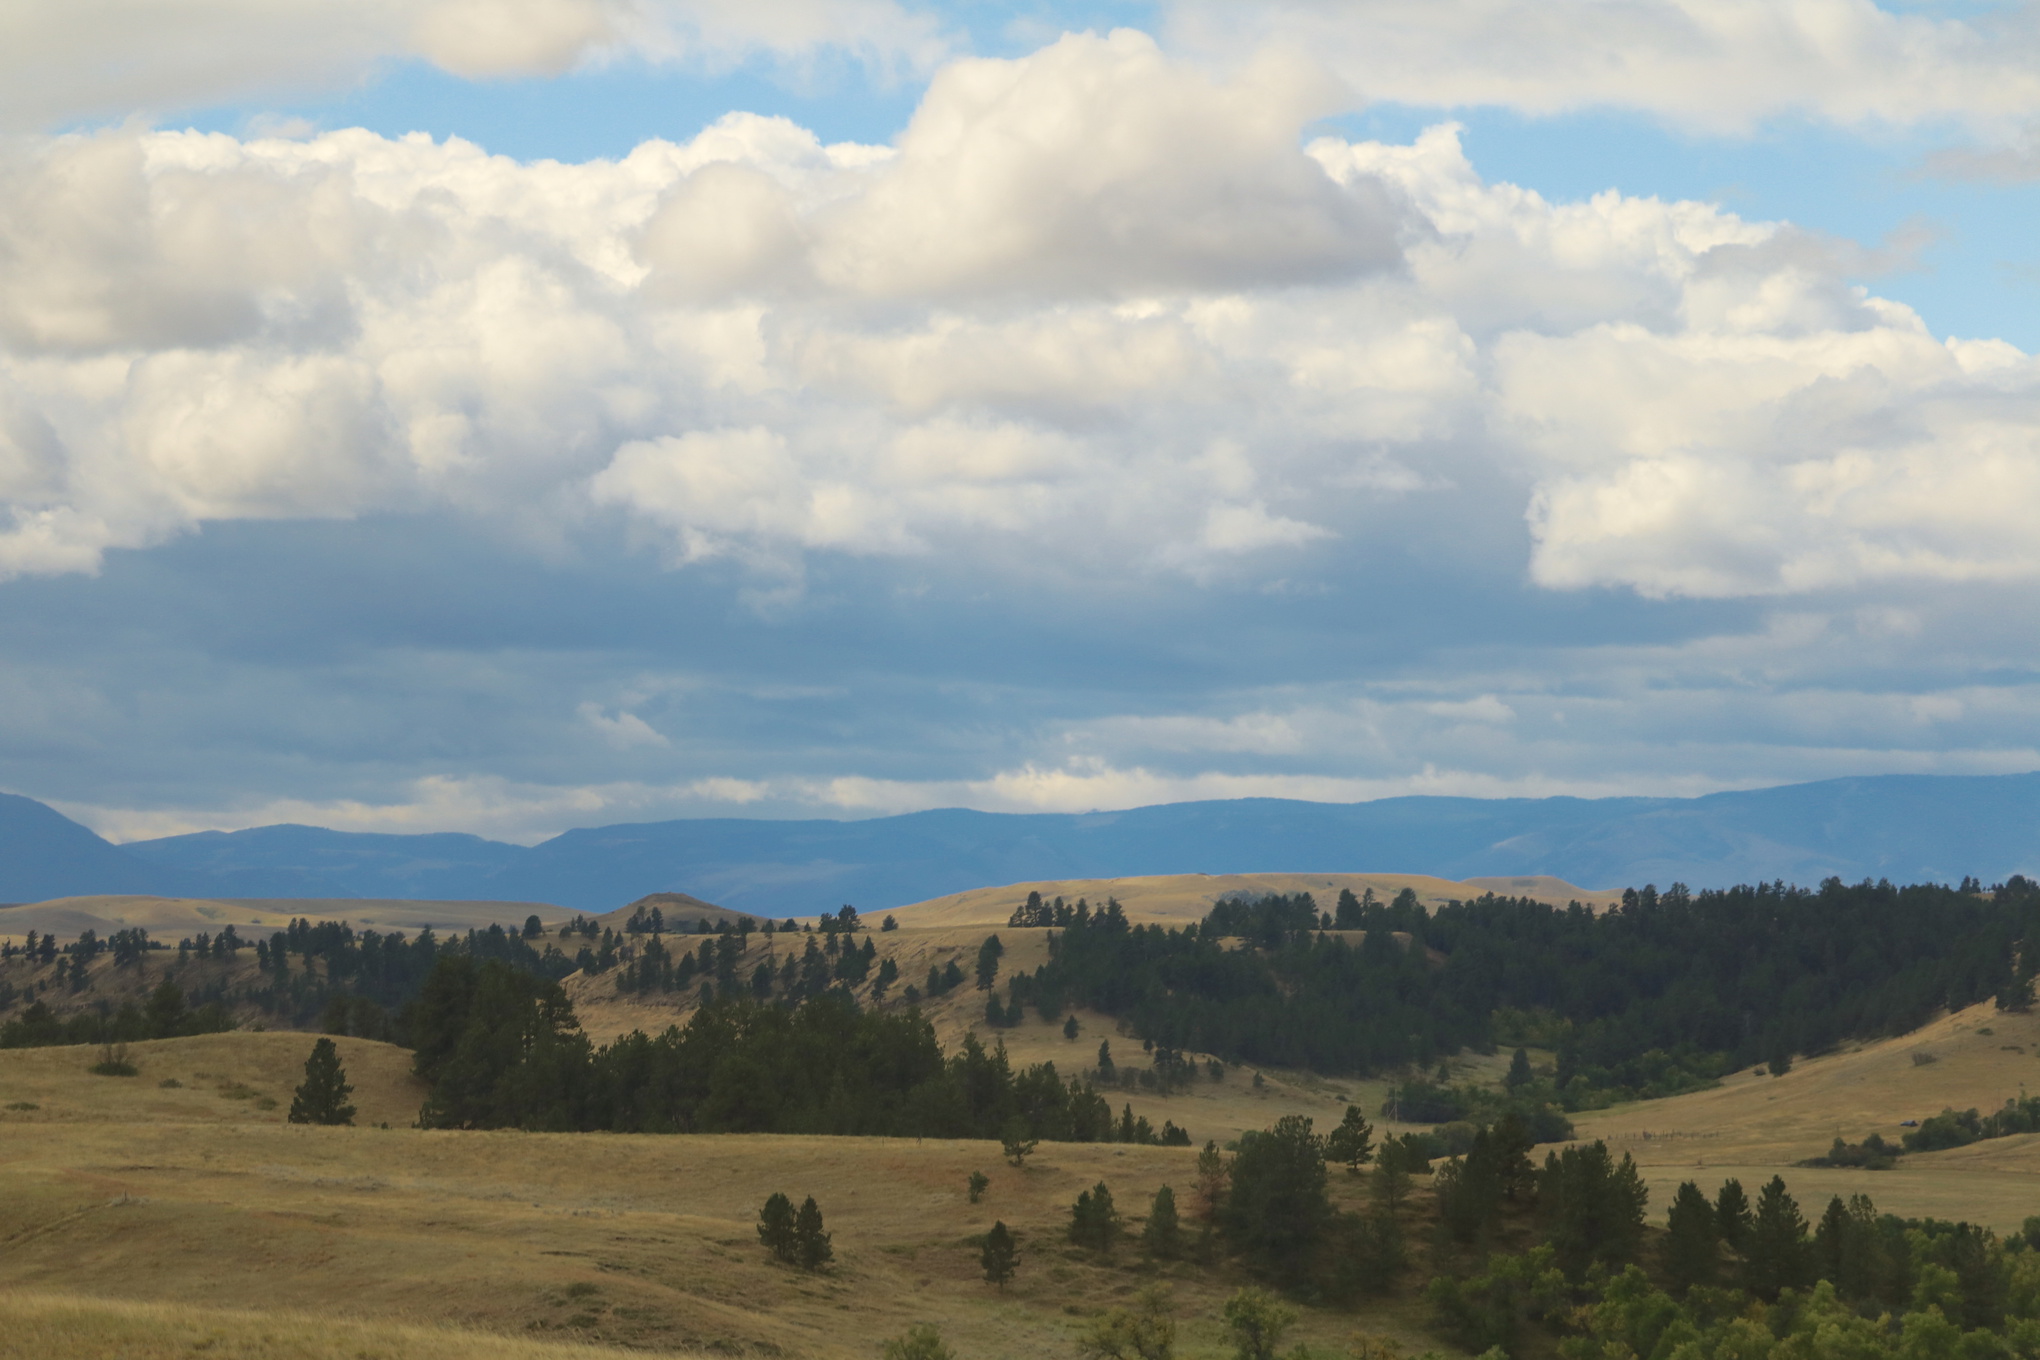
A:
2,771,2035,916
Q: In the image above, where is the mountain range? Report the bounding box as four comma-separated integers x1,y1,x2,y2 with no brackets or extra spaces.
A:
2,772,2037,916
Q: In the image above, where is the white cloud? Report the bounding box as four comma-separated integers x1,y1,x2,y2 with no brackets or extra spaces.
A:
577,702,671,748
0,0,950,130
0,36,2037,607
1167,0,2040,136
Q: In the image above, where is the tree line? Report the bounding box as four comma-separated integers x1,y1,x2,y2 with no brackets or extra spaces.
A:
997,876,2040,1107
405,956,1181,1144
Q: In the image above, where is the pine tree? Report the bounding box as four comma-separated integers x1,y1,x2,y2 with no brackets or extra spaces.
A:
1000,1119,1038,1167
967,1170,989,1203
794,1195,833,1270
1715,1177,1753,1254
1219,1115,1330,1276
1505,1047,1533,1090
1142,1184,1181,1259
1662,1180,1719,1292
1195,1140,1229,1221
1070,1181,1121,1252
1063,1014,1081,1041
1325,1104,1374,1174
758,1192,797,1263
981,1220,1018,1289
1744,1175,1809,1299
288,1037,356,1126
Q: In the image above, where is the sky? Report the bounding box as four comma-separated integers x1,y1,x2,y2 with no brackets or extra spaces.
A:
7,0,2040,845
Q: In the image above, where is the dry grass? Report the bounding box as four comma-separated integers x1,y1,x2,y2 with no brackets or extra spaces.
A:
1572,1000,2040,1230
0,894,566,945
568,923,1432,1148
0,1292,683,1360
0,1034,1440,1360
886,873,1621,929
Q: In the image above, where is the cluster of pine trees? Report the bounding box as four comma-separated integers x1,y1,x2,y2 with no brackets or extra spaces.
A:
996,877,2040,1104
404,956,1173,1144
1437,1171,2040,1358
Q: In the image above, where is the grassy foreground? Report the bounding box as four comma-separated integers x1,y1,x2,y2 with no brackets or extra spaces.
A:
0,1033,1438,1360
0,1292,675,1360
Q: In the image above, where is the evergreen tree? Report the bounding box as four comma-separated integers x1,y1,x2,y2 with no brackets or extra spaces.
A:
1070,1181,1122,1253
1537,1141,1647,1279
1744,1175,1809,1299
1219,1115,1330,1277
1064,1014,1081,1041
1097,1039,1114,1075
1663,1180,1719,1293
1325,1104,1374,1174
143,980,187,1039
287,1037,357,1126
794,1195,833,1270
1715,1178,1753,1254
1000,1119,1037,1167
967,1170,989,1204
1434,1129,1505,1244
981,1220,1018,1289
1195,1140,1230,1221
1491,1112,1536,1201
1369,1137,1416,1216
1505,1047,1533,1090
1142,1185,1181,1259
758,1192,797,1263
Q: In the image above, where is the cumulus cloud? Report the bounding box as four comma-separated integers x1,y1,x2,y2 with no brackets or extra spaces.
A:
0,31,2038,614
1166,0,2040,136
1,0,950,130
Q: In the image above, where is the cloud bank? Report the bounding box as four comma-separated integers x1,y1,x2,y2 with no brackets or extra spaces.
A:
2,31,2037,604
7,18,2040,842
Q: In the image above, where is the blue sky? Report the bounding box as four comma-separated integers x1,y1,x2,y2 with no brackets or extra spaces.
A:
6,0,2040,842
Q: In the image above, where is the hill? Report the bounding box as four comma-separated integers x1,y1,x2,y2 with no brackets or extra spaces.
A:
887,871,1622,927
7,771,2040,914
0,1033,1422,1360
0,894,568,942
1572,998,2040,1233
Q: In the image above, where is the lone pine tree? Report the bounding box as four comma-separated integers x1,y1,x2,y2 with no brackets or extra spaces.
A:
1070,1181,1122,1253
287,1037,356,1126
1326,1104,1374,1174
1142,1184,1181,1259
981,1220,1018,1289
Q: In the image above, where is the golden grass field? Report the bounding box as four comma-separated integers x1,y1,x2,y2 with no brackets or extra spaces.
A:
0,894,568,944
1574,998,2040,1232
8,880,2040,1357
0,1032,1440,1360
887,873,1623,928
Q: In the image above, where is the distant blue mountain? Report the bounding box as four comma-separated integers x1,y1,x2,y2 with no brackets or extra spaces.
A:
7,772,2039,915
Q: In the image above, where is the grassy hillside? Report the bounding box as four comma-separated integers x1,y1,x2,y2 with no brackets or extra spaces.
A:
0,1034,1436,1360
0,895,568,943
0,1293,678,1360
888,872,1623,928
1573,998,2040,1232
